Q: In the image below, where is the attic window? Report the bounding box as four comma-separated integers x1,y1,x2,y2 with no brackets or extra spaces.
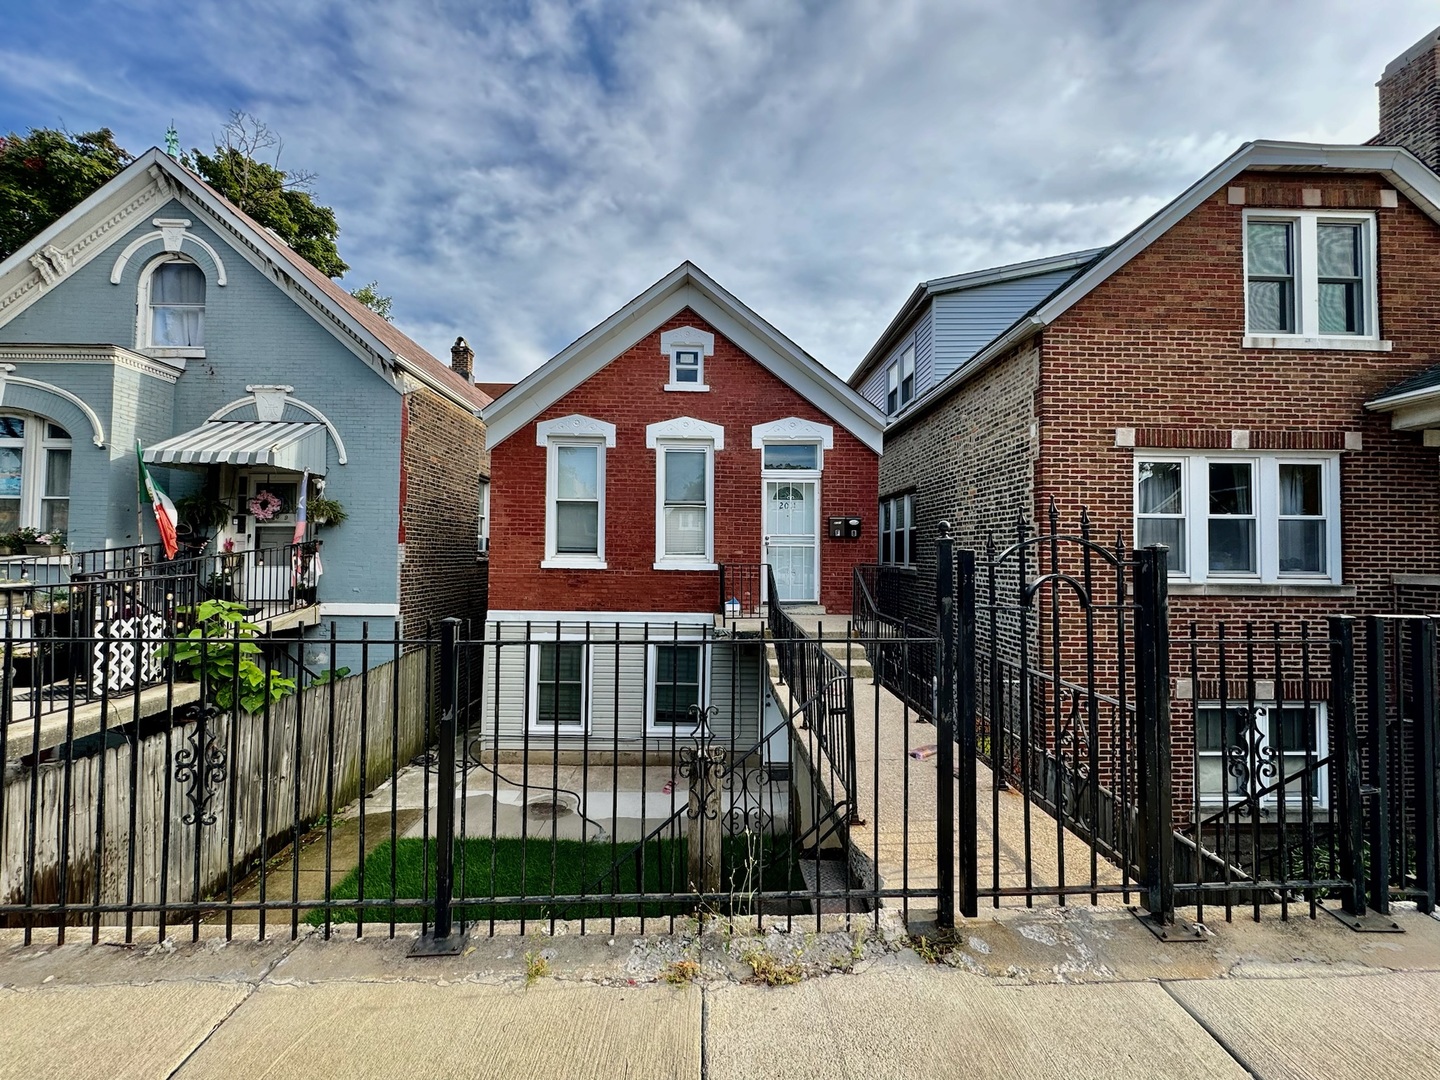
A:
660,326,715,392
145,258,206,353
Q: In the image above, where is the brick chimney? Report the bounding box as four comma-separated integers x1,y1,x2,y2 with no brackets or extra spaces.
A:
1378,26,1440,174
450,336,474,381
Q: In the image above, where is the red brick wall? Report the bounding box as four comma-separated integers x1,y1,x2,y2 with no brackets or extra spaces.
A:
400,387,490,634
489,309,878,614
1037,171,1440,627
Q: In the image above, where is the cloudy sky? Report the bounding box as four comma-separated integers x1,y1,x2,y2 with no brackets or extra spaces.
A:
1,0,1434,382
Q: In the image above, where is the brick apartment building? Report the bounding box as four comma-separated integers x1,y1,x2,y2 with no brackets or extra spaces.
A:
480,262,883,752
850,27,1440,815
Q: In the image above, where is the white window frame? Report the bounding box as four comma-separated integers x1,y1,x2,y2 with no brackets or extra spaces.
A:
1242,210,1380,347
644,638,712,734
0,413,72,538
1133,453,1341,585
477,476,489,557
527,638,592,735
538,415,614,570
884,344,916,415
137,254,207,358
660,326,714,392
879,493,915,567
1196,701,1329,810
647,417,724,571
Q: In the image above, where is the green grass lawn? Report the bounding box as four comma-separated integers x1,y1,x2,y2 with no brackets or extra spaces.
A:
306,833,806,926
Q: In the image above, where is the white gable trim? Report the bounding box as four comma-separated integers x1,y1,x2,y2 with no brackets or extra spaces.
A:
751,417,833,449
646,416,725,449
0,369,106,446
536,414,617,447
109,224,229,285
659,326,715,355
485,263,884,453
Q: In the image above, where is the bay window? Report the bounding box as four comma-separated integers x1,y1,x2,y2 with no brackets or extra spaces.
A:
1134,454,1339,584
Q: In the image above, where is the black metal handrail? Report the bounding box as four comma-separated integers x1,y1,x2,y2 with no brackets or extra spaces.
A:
718,563,765,619
853,564,937,716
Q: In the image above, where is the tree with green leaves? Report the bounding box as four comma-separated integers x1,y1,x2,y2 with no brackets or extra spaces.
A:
350,281,393,320
183,112,348,278
0,127,132,262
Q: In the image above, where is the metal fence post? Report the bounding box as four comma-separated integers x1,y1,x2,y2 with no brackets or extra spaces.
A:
412,616,462,955
956,544,979,919
1412,618,1437,915
1134,545,1174,924
935,522,956,929
1329,615,1366,918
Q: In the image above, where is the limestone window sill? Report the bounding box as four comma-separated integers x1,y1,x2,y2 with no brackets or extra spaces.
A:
1242,335,1392,352
1168,582,1355,598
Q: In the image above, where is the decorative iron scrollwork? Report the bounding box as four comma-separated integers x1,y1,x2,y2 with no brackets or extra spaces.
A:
677,704,726,821
175,708,227,826
723,764,775,833
1223,705,1279,816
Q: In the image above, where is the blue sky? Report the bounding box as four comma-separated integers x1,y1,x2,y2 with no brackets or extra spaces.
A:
0,0,1435,382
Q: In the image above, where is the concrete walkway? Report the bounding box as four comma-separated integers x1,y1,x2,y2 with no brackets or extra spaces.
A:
786,633,1124,915
3,903,1439,1079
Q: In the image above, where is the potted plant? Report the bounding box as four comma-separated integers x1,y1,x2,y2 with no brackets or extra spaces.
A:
308,495,347,527
175,492,232,540
18,528,64,556
0,533,20,557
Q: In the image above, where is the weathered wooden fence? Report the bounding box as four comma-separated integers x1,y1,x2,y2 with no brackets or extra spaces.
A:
1,648,432,926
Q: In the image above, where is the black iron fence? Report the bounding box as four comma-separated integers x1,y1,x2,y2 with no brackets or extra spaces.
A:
0,612,943,945
852,565,936,716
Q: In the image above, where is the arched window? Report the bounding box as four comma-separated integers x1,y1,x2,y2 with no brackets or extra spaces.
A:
147,259,206,349
0,415,72,534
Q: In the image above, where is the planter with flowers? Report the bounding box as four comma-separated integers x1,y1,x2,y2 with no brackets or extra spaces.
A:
17,529,65,556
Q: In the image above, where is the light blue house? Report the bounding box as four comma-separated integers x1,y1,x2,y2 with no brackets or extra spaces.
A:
0,149,491,674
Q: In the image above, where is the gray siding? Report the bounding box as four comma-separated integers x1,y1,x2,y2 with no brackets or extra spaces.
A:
480,620,763,752
930,268,1075,381
859,301,935,412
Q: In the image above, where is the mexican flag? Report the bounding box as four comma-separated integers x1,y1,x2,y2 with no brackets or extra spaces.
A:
136,441,179,560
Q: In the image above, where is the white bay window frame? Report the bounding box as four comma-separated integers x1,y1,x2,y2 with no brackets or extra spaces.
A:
647,417,723,571
1242,209,1381,348
1133,453,1341,585
538,415,615,570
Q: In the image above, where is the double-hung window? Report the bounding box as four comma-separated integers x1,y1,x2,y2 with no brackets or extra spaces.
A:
1196,702,1327,808
648,418,723,570
477,477,489,556
530,641,588,733
1134,455,1339,584
147,258,206,350
649,642,707,731
0,415,71,537
661,326,714,391
538,415,614,569
1244,211,1377,343
886,345,916,415
879,493,915,567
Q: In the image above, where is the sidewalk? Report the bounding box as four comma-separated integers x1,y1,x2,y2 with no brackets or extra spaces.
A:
3,903,1439,1079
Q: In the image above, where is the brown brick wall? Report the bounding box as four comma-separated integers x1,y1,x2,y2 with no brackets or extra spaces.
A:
488,308,879,615
876,344,1038,627
399,386,490,635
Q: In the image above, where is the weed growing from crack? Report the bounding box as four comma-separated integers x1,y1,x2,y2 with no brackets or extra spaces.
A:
524,950,551,986
742,949,805,987
661,958,702,985
908,929,964,964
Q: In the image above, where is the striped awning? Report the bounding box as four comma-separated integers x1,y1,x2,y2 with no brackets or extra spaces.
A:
143,421,328,475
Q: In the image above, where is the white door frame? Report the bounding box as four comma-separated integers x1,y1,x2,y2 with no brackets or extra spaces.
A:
762,475,820,604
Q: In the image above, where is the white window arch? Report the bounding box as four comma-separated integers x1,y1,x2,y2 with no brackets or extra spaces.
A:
0,413,72,535
139,255,206,353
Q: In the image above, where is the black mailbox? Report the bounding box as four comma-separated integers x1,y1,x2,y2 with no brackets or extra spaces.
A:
828,516,863,539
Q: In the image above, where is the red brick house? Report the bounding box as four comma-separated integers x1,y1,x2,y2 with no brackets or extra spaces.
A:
480,262,883,750
851,31,1440,819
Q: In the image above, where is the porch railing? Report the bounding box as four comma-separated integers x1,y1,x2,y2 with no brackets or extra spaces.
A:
852,564,936,716
717,563,765,619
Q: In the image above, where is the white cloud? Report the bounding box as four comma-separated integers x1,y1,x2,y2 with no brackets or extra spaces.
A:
3,0,1437,381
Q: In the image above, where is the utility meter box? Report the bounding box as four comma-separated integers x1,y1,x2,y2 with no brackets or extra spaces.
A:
828,516,863,539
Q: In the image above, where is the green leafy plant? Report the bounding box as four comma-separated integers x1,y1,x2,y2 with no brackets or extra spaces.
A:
310,667,351,686
523,950,551,987
166,599,296,712
307,496,347,526
175,492,233,535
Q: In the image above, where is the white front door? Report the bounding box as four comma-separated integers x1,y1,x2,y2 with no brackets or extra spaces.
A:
764,479,818,603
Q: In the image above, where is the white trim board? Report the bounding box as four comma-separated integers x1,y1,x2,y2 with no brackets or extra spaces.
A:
486,610,717,625
483,262,885,454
